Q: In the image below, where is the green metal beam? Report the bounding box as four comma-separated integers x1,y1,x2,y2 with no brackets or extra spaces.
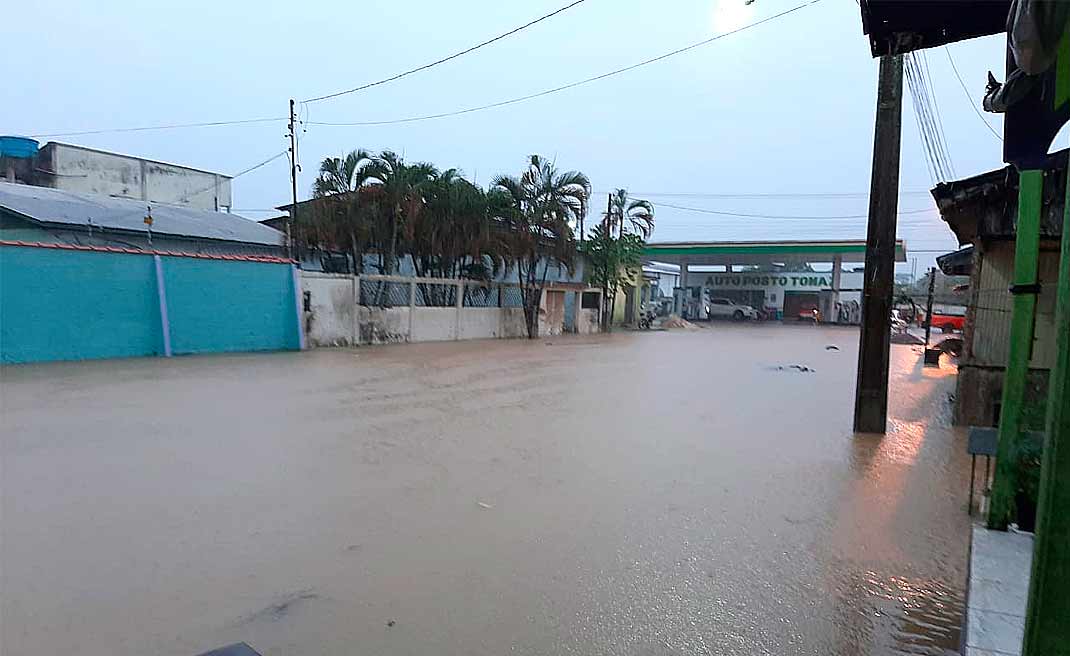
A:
988,169,1044,531
1022,146,1070,656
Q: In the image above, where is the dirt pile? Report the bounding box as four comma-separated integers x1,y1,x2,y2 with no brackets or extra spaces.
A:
661,315,699,330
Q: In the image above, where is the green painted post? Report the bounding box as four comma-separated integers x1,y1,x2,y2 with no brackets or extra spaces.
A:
988,169,1044,530
1022,152,1070,656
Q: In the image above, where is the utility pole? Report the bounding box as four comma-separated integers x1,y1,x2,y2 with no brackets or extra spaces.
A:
287,98,298,260
853,54,903,434
924,267,936,347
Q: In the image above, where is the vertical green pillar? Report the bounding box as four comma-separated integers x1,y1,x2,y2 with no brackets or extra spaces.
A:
1022,157,1070,656
988,169,1044,530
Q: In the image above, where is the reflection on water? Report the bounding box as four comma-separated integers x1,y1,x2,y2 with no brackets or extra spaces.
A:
1,327,971,656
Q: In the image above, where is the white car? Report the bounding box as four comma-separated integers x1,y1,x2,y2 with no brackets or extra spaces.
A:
705,297,759,321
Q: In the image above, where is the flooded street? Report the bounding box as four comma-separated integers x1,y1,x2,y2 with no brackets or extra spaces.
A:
1,324,971,655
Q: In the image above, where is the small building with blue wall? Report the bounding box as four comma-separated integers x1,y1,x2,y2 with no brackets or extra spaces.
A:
1,182,303,364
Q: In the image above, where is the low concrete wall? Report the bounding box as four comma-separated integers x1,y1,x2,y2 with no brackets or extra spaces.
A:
302,273,355,347
576,308,599,335
300,272,599,346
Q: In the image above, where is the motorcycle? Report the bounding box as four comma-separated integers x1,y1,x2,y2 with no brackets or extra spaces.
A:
637,303,658,330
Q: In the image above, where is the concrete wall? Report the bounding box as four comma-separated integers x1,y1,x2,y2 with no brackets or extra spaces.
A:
970,242,1060,368
302,273,356,346
37,143,232,211
1,245,162,362
1,244,300,364
576,308,600,334
301,273,596,345
163,258,299,355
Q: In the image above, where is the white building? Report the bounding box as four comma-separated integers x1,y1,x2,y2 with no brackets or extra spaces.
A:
10,141,232,212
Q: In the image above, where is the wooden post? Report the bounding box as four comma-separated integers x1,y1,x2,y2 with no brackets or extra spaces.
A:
988,170,1044,530
1022,162,1070,655
924,267,936,346
853,54,903,434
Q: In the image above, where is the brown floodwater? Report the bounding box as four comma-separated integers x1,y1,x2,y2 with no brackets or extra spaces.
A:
1,324,971,655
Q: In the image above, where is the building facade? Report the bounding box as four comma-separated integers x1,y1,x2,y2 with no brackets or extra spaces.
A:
933,149,1067,427
3,141,232,211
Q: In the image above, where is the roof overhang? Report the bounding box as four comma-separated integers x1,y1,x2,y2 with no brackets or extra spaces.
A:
642,240,907,266
859,0,1008,57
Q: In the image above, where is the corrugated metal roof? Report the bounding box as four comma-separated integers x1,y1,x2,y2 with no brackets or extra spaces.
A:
0,181,283,246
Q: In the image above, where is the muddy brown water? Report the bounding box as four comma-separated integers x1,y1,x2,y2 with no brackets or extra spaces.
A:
1,324,971,655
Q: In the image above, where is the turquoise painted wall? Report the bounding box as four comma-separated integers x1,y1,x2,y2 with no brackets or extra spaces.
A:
163,257,299,355
1,246,300,364
1,246,162,363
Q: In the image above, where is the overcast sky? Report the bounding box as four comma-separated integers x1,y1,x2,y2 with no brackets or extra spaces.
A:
8,0,1064,274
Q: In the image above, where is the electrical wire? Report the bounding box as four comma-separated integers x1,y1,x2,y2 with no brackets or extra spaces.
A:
616,190,933,199
30,117,286,139
307,0,822,127
905,53,949,183
944,46,1003,142
651,200,937,220
920,50,955,178
301,0,590,103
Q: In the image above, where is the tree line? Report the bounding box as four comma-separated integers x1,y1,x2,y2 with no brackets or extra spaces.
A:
294,149,653,337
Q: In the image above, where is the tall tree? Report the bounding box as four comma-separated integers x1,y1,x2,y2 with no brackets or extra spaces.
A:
580,224,645,332
408,169,504,280
362,151,438,275
604,188,654,238
491,155,590,339
305,149,377,271
596,189,655,326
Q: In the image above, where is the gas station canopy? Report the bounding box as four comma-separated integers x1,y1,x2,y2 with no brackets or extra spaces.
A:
642,239,908,267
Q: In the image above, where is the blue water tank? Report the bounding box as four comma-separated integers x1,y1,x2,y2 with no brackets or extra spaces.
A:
0,136,40,159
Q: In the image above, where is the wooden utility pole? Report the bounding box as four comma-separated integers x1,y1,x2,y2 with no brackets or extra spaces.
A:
853,54,903,434
287,98,298,260
924,266,936,347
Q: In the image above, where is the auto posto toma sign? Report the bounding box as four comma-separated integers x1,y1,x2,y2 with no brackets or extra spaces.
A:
704,274,833,289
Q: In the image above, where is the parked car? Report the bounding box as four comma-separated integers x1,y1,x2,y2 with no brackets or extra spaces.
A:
930,312,965,333
705,297,759,321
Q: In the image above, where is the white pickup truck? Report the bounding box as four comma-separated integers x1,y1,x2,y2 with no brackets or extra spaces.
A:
705,297,759,321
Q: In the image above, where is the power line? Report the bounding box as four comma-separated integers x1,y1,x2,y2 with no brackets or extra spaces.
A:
944,46,1003,142
599,190,933,199
919,50,955,178
30,117,286,139
905,52,953,183
301,0,590,104
307,0,822,127
652,200,937,220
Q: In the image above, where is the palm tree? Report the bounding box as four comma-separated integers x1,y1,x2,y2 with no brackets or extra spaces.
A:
603,188,654,238
361,151,438,275
409,169,504,280
300,149,377,271
491,155,590,338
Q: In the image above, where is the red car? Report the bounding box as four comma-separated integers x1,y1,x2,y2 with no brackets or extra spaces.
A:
930,313,965,333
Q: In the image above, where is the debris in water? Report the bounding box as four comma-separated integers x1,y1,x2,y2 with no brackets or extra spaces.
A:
766,364,815,373
477,501,494,509
825,345,840,351
240,589,319,624
387,620,396,628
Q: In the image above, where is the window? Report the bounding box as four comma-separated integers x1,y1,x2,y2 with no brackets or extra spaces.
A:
581,292,600,309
